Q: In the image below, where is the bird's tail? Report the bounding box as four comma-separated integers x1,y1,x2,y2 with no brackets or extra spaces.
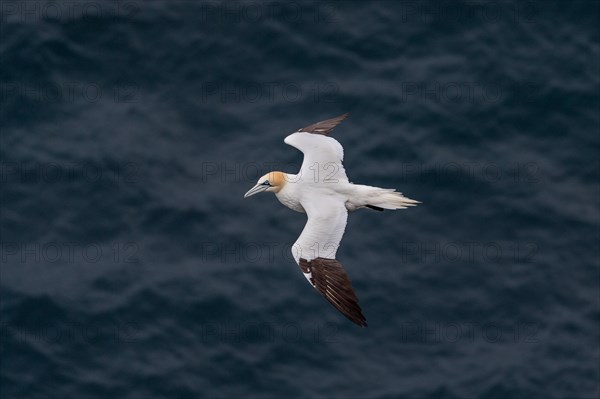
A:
357,186,420,210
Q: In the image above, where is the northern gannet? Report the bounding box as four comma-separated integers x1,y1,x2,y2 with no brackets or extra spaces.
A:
244,114,419,327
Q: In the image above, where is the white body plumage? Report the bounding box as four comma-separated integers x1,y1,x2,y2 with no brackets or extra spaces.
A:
243,115,419,326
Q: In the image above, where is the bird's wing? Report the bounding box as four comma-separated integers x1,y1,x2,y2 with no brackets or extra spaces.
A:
296,113,348,136
292,195,367,327
284,131,348,183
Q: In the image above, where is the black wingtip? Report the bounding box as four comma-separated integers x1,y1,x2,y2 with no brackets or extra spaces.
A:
355,318,368,328
299,257,367,328
297,113,350,136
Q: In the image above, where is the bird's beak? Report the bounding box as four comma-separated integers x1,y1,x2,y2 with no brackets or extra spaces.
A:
244,184,268,198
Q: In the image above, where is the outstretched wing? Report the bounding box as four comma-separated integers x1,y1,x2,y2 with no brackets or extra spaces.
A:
299,258,367,327
291,195,367,327
297,113,349,136
291,195,347,263
284,121,349,184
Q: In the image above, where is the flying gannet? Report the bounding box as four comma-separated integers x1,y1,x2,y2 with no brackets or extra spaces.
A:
244,114,419,327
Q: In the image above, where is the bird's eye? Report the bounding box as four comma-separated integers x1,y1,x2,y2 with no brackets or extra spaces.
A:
263,180,270,186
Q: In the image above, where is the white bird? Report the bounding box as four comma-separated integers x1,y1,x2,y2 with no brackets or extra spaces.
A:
244,114,419,326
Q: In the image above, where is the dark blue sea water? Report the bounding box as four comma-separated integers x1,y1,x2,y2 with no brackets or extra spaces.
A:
1,1,599,398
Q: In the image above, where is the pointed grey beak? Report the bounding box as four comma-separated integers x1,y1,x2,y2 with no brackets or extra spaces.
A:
244,184,268,198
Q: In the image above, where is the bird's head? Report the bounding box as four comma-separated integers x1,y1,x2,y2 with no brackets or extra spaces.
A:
244,171,286,198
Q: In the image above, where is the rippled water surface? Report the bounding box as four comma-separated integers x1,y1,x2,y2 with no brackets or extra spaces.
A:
1,1,599,398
